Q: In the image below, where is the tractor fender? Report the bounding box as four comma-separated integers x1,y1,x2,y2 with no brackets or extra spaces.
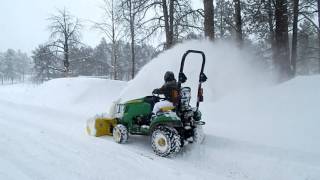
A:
149,112,183,132
150,121,183,133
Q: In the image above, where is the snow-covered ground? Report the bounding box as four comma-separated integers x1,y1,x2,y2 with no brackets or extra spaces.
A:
0,41,319,180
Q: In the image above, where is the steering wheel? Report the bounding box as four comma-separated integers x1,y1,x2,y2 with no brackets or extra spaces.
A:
152,92,159,97
152,92,165,101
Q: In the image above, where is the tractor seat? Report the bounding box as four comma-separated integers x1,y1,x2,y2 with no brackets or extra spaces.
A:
159,106,175,112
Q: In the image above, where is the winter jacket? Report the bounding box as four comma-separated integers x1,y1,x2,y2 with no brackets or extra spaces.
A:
154,79,179,105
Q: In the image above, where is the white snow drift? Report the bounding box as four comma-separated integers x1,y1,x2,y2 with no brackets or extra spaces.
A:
120,40,271,103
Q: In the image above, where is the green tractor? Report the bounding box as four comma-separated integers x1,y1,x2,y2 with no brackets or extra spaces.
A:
112,50,207,157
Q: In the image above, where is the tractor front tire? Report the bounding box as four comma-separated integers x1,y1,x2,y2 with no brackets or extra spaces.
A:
151,126,181,157
113,124,128,143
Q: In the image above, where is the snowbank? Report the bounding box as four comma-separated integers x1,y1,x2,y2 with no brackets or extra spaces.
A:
204,75,320,154
32,77,126,115
0,77,126,116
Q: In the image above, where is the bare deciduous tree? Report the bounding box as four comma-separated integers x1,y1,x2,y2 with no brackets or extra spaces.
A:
120,0,149,79
161,0,175,48
142,0,201,49
94,0,124,80
47,8,82,77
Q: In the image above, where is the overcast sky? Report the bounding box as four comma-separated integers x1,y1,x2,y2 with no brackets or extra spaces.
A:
0,0,202,55
0,0,104,54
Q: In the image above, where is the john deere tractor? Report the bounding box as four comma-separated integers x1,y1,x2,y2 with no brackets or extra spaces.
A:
112,50,207,157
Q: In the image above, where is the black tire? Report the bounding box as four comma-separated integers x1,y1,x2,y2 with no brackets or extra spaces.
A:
113,124,128,143
151,126,181,157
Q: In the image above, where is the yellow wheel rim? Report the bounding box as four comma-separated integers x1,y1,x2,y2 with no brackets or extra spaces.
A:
158,138,166,147
114,130,121,142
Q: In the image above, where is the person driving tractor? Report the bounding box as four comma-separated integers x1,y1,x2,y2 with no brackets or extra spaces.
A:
152,71,179,114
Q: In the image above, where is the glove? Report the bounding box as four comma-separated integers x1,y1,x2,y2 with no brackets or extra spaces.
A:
152,89,160,94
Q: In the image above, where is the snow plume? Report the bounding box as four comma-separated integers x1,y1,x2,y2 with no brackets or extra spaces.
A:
120,40,271,102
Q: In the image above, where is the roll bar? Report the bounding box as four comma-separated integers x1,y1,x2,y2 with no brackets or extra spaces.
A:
177,50,207,110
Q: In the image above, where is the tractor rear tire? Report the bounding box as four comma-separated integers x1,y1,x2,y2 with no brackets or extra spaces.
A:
113,124,128,144
151,126,181,157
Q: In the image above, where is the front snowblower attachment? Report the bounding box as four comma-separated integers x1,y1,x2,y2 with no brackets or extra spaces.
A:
86,115,117,137
86,100,121,137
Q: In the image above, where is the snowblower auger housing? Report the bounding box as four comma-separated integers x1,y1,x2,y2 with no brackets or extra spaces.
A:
88,50,207,157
